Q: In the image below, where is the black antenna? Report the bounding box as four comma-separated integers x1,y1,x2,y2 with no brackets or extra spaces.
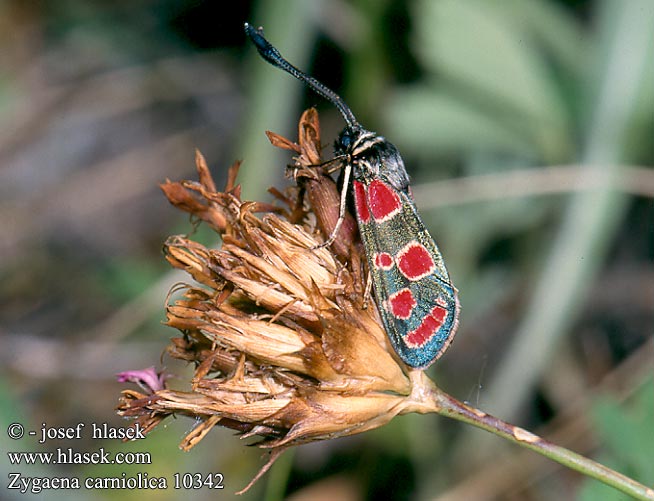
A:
244,22,359,129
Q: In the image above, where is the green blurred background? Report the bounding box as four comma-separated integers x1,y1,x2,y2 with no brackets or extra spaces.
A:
0,1,652,499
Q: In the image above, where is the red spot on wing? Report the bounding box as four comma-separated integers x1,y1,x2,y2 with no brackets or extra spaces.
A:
353,181,370,223
387,289,416,319
367,180,401,222
406,305,448,347
397,242,435,281
374,252,394,270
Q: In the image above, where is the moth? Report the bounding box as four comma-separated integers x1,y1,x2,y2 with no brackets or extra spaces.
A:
245,23,460,368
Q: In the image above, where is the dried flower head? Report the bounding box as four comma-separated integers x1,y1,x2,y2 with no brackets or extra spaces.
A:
117,109,435,493
115,108,647,499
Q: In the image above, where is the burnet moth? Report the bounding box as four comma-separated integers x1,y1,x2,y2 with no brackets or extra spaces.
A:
245,23,460,368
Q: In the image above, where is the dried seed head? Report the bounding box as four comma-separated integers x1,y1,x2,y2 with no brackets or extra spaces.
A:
117,110,418,493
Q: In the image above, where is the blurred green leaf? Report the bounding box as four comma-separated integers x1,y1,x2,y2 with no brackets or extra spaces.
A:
412,0,570,160
494,0,590,79
99,259,163,301
416,0,562,121
578,377,654,500
386,87,538,156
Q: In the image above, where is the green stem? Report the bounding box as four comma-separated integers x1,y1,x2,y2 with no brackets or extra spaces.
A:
409,374,654,500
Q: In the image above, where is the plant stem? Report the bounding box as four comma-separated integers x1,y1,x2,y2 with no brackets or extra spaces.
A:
408,374,654,500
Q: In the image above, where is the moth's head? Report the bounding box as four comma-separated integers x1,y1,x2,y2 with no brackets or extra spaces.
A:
334,125,365,156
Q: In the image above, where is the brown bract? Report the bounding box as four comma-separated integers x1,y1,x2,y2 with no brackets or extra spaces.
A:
117,110,416,494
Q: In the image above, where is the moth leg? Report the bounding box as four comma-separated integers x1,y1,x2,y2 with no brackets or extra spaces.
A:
312,161,351,249
288,156,342,184
320,156,345,175
362,269,373,309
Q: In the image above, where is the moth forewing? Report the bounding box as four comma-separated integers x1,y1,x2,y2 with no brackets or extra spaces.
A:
354,182,459,368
